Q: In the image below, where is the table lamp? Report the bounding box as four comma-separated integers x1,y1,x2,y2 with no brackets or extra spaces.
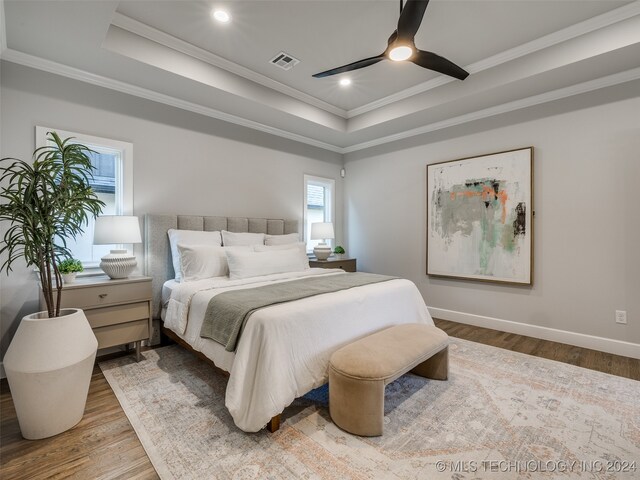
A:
310,222,334,261
93,215,142,279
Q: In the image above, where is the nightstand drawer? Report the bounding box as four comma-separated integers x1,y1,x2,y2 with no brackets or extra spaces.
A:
60,281,152,310
39,275,152,361
85,302,150,329
309,258,357,272
93,319,149,349
331,260,356,272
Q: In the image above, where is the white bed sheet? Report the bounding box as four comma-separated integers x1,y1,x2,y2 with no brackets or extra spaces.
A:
162,279,180,306
163,269,434,432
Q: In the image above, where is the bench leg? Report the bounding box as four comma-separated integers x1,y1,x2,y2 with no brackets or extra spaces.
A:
411,346,448,380
266,414,281,433
330,369,385,437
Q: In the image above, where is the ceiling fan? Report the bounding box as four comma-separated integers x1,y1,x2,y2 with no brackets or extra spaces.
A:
312,0,469,81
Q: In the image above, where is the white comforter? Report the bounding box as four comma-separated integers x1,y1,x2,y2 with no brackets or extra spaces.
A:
163,269,434,432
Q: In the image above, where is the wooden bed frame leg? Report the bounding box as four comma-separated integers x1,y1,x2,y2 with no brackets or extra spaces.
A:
266,414,281,433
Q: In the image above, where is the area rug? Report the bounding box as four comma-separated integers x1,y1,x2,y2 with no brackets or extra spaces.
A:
100,339,639,479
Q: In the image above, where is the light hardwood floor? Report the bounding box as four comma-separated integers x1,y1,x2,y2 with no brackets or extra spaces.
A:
1,320,638,479
1,364,157,480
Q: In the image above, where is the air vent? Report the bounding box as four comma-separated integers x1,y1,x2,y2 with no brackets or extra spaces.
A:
270,52,300,71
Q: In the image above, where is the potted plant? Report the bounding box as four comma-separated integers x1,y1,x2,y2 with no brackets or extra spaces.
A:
58,258,84,284
0,131,105,439
334,246,346,259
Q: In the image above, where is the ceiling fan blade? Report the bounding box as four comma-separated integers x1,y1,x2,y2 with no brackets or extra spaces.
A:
387,30,398,46
396,0,430,42
312,54,385,78
411,50,469,80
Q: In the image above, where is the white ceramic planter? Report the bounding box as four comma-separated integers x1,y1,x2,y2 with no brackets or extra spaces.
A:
61,272,77,284
4,308,98,440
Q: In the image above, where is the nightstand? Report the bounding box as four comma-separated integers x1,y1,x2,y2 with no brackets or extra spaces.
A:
309,257,357,272
40,275,152,361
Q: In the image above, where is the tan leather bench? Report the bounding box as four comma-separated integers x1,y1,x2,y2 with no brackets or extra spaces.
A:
329,323,449,436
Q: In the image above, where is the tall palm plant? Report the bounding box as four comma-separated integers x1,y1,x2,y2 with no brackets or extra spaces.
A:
0,131,105,317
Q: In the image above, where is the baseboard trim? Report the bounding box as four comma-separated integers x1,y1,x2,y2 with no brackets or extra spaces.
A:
428,307,640,360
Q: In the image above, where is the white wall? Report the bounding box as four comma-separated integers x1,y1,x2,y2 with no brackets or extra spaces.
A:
344,81,640,354
0,62,344,360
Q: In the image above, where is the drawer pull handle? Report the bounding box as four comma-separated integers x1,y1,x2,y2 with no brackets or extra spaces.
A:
99,294,108,299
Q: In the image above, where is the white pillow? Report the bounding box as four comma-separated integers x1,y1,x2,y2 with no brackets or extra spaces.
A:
177,244,228,282
221,230,265,247
168,229,222,281
226,249,309,280
253,242,307,255
264,233,299,246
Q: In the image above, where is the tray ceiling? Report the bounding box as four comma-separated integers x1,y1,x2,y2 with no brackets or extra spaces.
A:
2,0,639,153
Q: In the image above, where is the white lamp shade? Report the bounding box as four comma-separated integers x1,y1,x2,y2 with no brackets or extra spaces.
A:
93,215,142,245
310,222,334,240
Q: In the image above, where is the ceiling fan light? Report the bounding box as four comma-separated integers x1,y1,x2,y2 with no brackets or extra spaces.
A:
389,45,413,62
212,9,231,23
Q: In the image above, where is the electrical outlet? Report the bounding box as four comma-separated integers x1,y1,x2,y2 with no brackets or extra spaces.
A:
615,310,627,324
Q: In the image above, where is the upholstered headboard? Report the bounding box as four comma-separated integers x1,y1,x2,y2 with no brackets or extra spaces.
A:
144,214,299,319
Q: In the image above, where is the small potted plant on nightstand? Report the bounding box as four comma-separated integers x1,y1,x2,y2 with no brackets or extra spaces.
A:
0,131,104,440
58,258,84,284
334,246,346,259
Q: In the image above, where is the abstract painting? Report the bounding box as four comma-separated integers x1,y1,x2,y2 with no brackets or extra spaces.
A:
427,147,533,284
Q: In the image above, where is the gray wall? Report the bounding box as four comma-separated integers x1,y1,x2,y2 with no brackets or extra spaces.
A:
2,60,639,364
0,62,343,359
344,81,640,345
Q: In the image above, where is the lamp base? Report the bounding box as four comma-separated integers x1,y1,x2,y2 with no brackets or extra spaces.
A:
100,249,137,279
313,244,332,261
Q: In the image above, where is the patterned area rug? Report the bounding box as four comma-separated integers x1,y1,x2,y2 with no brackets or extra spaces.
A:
99,339,640,479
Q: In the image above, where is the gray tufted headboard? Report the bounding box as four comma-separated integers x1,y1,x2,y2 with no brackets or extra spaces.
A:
144,214,299,319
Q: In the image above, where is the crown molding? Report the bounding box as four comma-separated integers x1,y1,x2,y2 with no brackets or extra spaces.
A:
0,49,344,153
347,0,640,118
2,48,638,156
343,66,640,153
111,12,348,119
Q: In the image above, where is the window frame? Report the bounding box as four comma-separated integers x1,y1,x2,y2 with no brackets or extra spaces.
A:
303,174,335,254
35,126,134,270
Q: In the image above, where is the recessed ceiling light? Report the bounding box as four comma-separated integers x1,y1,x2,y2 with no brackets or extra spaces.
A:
339,78,352,87
389,45,413,62
212,9,231,23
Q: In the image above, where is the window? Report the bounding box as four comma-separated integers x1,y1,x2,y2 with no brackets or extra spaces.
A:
303,175,335,253
35,127,133,268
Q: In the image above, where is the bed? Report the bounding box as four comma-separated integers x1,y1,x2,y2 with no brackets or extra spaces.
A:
145,214,434,432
